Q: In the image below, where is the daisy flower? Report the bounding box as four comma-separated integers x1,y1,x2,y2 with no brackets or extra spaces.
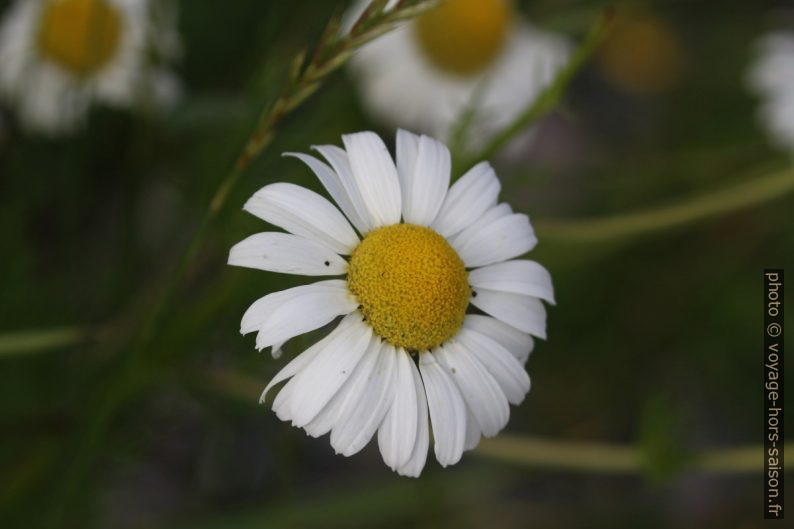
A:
347,0,569,147
0,0,180,134
748,31,794,155
229,130,554,476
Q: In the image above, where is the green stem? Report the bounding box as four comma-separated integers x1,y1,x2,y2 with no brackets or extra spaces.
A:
475,435,792,474
538,166,794,242
455,8,613,175
0,326,88,357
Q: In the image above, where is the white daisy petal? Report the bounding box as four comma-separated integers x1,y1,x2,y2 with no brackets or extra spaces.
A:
435,341,509,438
272,379,296,421
452,213,537,268
469,260,555,304
477,203,514,224
463,315,534,364
228,232,348,276
261,344,318,405
457,328,531,405
395,358,430,477
342,131,402,227
304,334,381,438
432,162,500,237
378,348,419,470
470,288,547,339
238,280,357,350
399,133,450,226
244,183,359,254
283,152,370,234
463,406,481,451
287,316,374,427
312,144,379,233
270,341,284,359
418,352,466,467
259,314,359,403
331,341,398,456
447,202,515,251
396,128,420,189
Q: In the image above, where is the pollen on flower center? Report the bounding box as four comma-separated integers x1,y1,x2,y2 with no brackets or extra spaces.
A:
413,0,511,77
39,0,122,77
347,224,470,351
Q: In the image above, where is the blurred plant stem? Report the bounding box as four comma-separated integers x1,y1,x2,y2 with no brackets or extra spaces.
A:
538,166,794,242
476,435,793,475
453,7,614,176
47,2,441,526
0,326,87,357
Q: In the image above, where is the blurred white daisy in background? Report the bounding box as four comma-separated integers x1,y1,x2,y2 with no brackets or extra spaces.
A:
0,0,181,135
748,31,794,156
229,130,554,476
346,0,569,149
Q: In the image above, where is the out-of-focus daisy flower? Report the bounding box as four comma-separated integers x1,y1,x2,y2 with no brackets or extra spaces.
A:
229,130,554,476
597,10,683,95
0,0,180,134
748,32,794,155
346,0,568,147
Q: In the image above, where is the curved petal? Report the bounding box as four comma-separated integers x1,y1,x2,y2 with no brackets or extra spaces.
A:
378,348,419,470
286,316,373,427
469,260,555,304
271,341,285,359
463,406,481,451
463,315,534,365
228,232,348,276
457,328,531,405
431,162,500,237
244,183,359,254
478,203,514,224
435,341,509,438
312,144,377,234
418,352,466,467
260,314,358,403
452,213,537,268
396,358,429,477
396,129,419,191
304,334,381,438
342,131,402,227
331,341,398,456
284,151,369,234
470,288,547,339
399,133,450,226
238,280,357,350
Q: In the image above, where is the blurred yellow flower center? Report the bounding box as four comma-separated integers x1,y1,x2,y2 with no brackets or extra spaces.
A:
414,0,511,76
39,0,122,77
347,224,470,351
598,12,682,94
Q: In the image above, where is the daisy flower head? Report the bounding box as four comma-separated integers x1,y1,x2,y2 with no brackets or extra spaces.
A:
748,31,794,156
0,0,181,135
229,130,554,476
346,0,569,148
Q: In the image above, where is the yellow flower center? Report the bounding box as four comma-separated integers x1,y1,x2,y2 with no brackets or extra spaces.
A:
413,0,511,77
39,0,122,77
347,224,470,351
